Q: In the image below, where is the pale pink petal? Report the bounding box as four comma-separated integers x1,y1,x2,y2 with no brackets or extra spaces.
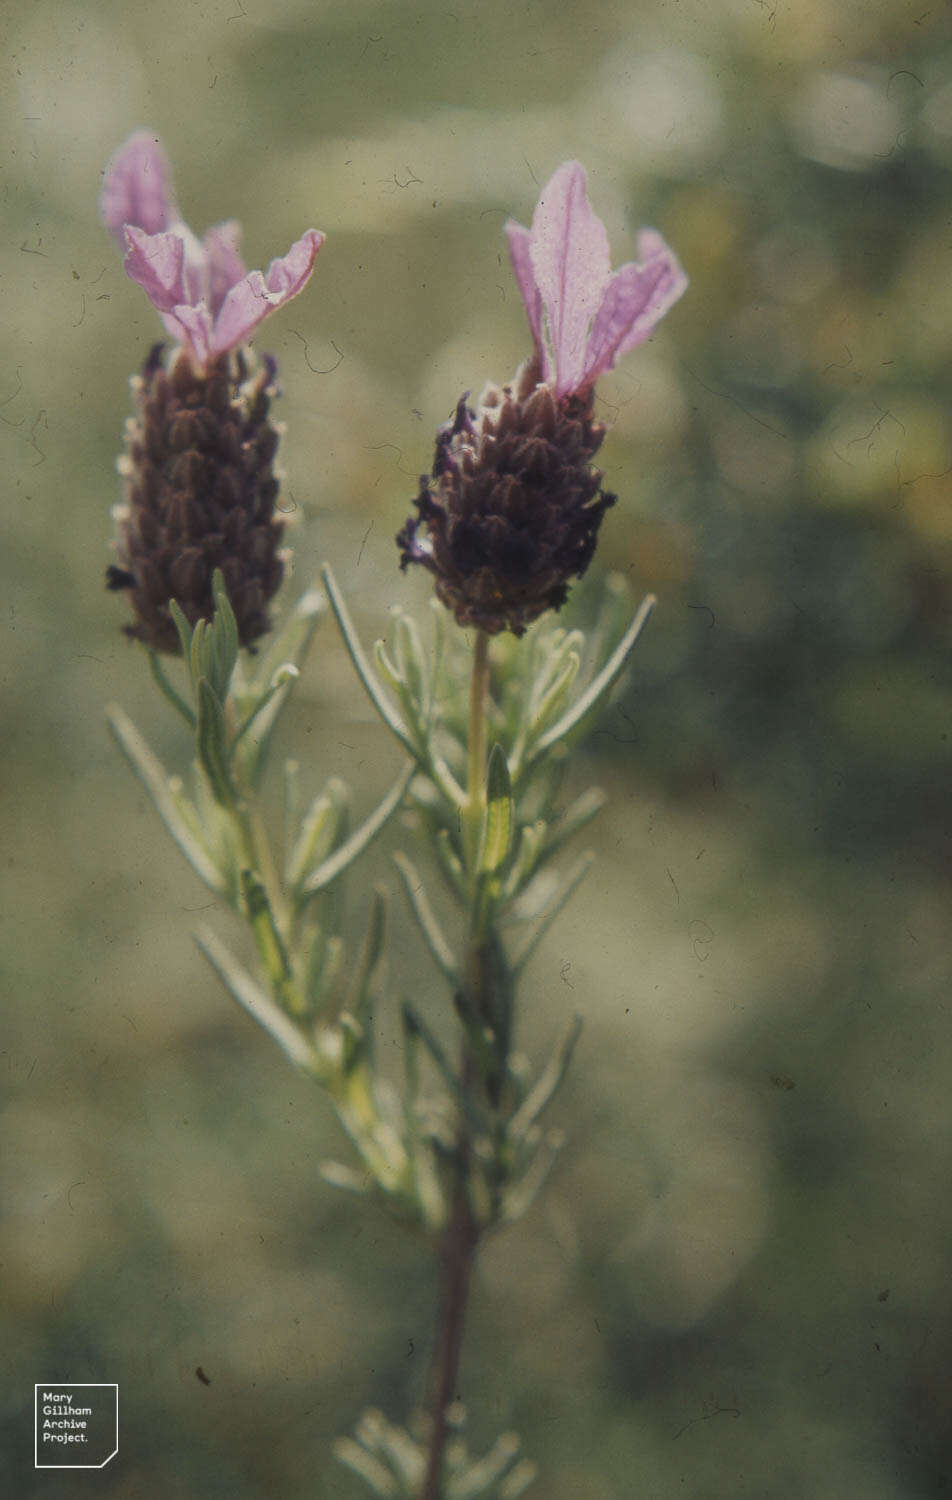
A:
162,304,214,367
123,227,190,313
263,228,326,297
527,162,611,398
612,231,689,359
203,220,246,316
100,131,176,244
505,220,547,375
210,229,325,354
579,232,688,387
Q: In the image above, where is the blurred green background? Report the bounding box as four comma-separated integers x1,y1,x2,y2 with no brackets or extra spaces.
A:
3,0,952,1494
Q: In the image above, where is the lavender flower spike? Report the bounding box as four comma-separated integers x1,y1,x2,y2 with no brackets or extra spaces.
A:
101,131,325,367
505,161,686,401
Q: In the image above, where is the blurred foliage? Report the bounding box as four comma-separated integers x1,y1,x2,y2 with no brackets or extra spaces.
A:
3,0,952,1496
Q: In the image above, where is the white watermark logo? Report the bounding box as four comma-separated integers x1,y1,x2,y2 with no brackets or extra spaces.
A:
34,1384,118,1469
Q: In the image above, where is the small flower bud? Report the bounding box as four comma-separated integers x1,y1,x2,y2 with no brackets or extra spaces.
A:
107,345,287,652
397,360,616,636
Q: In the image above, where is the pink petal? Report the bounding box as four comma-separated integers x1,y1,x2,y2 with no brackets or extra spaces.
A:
163,304,214,366
203,220,246,317
123,227,190,313
101,131,176,245
505,221,547,376
527,162,611,399
580,232,688,387
263,228,326,297
210,229,325,354
612,230,689,359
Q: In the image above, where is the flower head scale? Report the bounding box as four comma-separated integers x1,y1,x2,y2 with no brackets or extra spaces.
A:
505,161,687,400
101,131,324,367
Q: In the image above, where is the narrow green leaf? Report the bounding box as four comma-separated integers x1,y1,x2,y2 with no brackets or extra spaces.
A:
500,820,548,903
303,761,414,894
435,827,466,897
479,742,513,875
373,638,404,693
392,852,457,983
395,613,427,717
544,786,606,858
500,1129,565,1224
195,925,315,1070
148,651,196,727
252,586,324,692
106,705,225,894
232,664,299,754
332,1438,399,1497
322,563,415,753
401,1002,485,1134
510,851,596,975
528,593,656,762
527,650,580,742
209,568,239,700
345,888,388,1031
168,598,194,663
240,869,299,1013
196,677,235,805
451,1432,522,1500
508,1014,582,1143
189,616,207,696
286,777,348,889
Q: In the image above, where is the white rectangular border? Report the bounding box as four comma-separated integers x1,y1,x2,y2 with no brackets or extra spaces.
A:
34,1383,119,1469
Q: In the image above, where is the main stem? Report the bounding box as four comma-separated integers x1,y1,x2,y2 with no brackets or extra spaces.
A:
421,629,491,1500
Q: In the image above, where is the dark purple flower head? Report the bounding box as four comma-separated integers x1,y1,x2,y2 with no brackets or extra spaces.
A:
398,162,687,635
505,160,687,401
101,131,324,368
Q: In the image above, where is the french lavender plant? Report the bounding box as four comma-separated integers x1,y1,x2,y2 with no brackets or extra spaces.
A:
102,142,686,1499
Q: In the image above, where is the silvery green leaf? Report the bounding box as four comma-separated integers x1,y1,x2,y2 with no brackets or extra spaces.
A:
394,613,427,718
392,852,458,982
528,593,655,763
240,869,300,1015
322,563,415,754
207,568,239,701
478,743,513,875
196,677,235,805
168,597,194,662
320,1161,372,1194
332,1437,399,1497
374,638,404,694
500,821,547,903
106,705,226,895
148,650,195,727
510,852,595,975
303,761,414,894
499,1459,539,1498
507,1016,582,1145
402,1003,484,1134
286,776,349,890
195,925,316,1072
542,787,606,859
252,585,323,691
447,1432,521,1500
435,828,467,898
345,888,388,1033
500,1129,566,1224
526,650,580,745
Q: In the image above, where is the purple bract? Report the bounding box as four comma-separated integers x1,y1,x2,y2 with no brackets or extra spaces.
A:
505,161,686,400
101,131,324,366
